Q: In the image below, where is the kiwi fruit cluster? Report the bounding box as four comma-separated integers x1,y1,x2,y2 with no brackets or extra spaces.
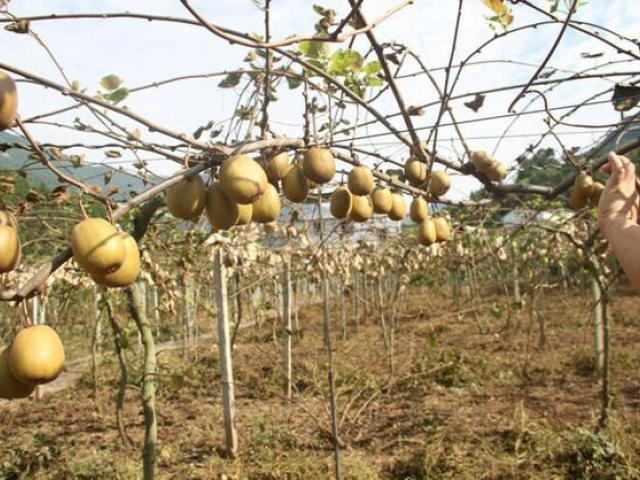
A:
0,325,65,400
0,71,18,131
403,158,452,198
471,150,507,182
329,165,407,224
417,217,451,246
0,210,20,273
569,171,604,209
71,218,140,288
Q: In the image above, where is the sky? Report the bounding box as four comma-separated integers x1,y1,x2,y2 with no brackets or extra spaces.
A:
2,0,640,200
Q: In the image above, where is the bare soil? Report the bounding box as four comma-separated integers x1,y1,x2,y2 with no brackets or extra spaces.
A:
1,287,639,479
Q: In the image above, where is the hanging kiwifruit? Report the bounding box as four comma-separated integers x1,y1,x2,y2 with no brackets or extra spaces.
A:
236,203,253,226
409,197,429,223
405,159,427,186
165,174,205,220
428,170,451,197
569,188,588,210
388,193,406,221
349,195,373,222
90,233,140,288
219,154,268,204
261,151,290,184
0,224,19,273
282,164,309,203
303,147,335,184
417,219,437,246
0,210,17,229
574,171,594,198
471,150,494,173
0,347,34,400
433,217,451,242
486,161,507,182
348,166,374,195
371,187,392,214
205,182,241,230
0,71,18,131
330,187,353,219
71,218,126,275
252,183,281,223
9,325,65,385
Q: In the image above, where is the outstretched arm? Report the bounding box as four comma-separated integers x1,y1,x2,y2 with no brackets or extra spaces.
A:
598,152,640,292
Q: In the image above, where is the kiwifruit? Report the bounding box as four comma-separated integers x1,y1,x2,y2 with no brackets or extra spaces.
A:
569,188,588,210
251,183,281,223
219,154,268,204
236,203,253,226
90,233,140,288
0,210,17,229
71,218,126,275
330,187,353,219
262,151,290,184
590,182,605,205
282,164,309,203
417,219,437,246
348,166,374,195
371,187,392,214
388,193,406,221
0,71,18,131
409,197,429,223
165,174,205,220
486,161,507,182
205,182,241,230
428,170,451,197
433,217,451,242
0,225,19,273
471,150,494,173
0,347,34,400
349,195,373,222
575,171,594,198
303,147,335,184
9,325,65,385
404,159,427,186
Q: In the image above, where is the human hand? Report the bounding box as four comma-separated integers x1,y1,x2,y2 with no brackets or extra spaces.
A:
598,152,639,235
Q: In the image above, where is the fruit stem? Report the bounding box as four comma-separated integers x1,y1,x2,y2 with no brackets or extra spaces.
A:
79,197,89,220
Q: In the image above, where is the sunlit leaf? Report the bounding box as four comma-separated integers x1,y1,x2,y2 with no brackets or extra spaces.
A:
100,74,123,91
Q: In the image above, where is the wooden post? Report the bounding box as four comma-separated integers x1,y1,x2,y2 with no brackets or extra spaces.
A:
282,260,293,399
592,275,605,371
213,249,238,457
339,278,347,341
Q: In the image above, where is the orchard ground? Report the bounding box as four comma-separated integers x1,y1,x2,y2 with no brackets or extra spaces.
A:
1,284,639,479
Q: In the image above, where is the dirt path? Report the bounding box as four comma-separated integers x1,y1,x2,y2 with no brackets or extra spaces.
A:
0,331,222,409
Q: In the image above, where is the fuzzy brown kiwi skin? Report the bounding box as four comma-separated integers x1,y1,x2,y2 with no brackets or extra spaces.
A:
330,187,353,219
371,187,393,214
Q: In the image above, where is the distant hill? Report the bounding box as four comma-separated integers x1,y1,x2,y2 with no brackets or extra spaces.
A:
0,132,150,200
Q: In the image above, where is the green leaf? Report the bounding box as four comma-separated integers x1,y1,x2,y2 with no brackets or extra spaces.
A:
299,40,330,59
287,76,302,89
364,75,383,87
103,87,129,104
218,71,243,88
328,49,363,75
100,74,122,91
362,61,382,75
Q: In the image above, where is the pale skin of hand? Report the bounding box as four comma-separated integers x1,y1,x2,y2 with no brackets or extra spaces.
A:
598,152,640,292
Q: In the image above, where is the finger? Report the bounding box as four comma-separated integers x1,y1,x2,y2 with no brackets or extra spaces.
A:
601,163,611,174
608,152,624,185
